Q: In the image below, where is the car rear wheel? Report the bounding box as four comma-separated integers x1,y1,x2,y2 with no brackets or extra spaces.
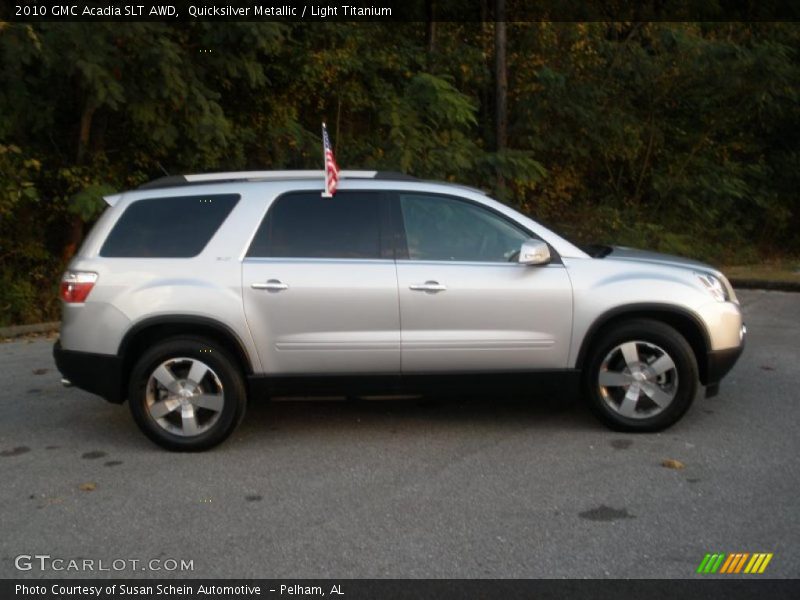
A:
583,319,698,432
128,336,246,451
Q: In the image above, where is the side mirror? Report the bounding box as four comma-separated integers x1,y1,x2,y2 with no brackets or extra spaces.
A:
518,239,551,265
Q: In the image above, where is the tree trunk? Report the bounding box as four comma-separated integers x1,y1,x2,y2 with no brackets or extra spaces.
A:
480,1,493,147
494,0,507,195
60,217,85,264
76,100,96,165
426,1,436,55
62,99,97,263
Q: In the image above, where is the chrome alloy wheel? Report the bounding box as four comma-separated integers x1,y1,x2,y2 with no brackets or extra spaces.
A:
598,341,678,419
145,357,225,436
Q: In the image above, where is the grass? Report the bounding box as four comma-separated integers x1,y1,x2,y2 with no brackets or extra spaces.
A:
722,261,800,284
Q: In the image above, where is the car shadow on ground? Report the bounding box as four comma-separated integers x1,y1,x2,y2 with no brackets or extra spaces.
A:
235,393,601,441
6,380,602,456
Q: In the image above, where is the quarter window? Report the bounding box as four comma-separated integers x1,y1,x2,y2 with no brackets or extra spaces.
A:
100,194,239,258
247,192,383,259
398,193,530,262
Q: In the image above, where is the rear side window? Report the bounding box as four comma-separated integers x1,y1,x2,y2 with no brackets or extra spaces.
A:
100,194,239,258
247,191,383,259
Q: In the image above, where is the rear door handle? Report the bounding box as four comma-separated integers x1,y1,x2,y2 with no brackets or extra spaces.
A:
252,279,289,291
409,281,447,293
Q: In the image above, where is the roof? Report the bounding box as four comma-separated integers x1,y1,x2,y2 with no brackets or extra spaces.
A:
137,170,417,190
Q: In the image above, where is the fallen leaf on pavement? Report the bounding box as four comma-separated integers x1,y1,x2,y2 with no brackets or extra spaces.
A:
78,482,96,492
661,459,685,470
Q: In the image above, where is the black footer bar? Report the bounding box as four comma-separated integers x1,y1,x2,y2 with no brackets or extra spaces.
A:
5,579,800,600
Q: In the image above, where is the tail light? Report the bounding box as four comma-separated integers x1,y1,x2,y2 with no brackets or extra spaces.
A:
60,271,98,303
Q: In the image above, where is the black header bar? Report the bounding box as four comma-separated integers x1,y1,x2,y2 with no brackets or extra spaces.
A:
4,0,799,22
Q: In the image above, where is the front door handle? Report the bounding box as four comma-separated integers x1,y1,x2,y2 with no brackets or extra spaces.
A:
409,281,447,293
252,279,289,291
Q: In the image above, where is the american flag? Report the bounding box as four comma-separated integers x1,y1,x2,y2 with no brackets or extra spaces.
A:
322,122,339,197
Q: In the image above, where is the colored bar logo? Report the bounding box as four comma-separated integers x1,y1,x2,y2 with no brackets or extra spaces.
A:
697,553,773,574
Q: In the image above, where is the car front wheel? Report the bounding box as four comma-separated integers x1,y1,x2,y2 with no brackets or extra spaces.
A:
583,319,698,432
128,336,247,451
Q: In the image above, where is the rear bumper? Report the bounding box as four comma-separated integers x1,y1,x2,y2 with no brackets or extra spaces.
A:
53,340,124,403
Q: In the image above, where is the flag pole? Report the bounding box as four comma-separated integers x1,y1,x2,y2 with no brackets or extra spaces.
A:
321,121,332,198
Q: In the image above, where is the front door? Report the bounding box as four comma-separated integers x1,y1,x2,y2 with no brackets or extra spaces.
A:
393,192,573,372
242,190,400,374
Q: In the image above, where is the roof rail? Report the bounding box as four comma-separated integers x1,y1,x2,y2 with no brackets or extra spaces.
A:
424,180,489,196
138,170,416,190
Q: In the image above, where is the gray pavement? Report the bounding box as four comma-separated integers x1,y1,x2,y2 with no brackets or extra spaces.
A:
0,290,798,579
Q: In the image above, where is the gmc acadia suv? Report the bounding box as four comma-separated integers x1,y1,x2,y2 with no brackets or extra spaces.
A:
53,170,745,450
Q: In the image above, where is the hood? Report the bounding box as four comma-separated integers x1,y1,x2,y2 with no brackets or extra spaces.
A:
606,246,715,272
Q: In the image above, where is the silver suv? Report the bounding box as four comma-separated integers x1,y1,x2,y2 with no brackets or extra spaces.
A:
54,171,745,450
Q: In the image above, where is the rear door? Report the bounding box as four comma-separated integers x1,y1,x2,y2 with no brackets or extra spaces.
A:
242,190,400,374
393,192,573,372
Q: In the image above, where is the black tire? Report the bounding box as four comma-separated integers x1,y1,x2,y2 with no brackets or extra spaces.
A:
128,336,247,451
582,319,698,432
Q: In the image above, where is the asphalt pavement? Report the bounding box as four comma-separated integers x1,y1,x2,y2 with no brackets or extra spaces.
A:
0,290,797,579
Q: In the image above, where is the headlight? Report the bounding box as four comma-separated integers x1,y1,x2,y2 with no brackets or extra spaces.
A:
695,272,728,302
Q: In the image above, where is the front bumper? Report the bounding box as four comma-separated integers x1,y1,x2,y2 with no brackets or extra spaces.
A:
703,324,746,397
53,340,125,403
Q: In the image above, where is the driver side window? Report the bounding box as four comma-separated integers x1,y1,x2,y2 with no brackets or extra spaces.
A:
398,193,530,262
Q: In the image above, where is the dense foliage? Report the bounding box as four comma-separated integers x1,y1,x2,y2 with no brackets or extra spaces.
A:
0,22,798,325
